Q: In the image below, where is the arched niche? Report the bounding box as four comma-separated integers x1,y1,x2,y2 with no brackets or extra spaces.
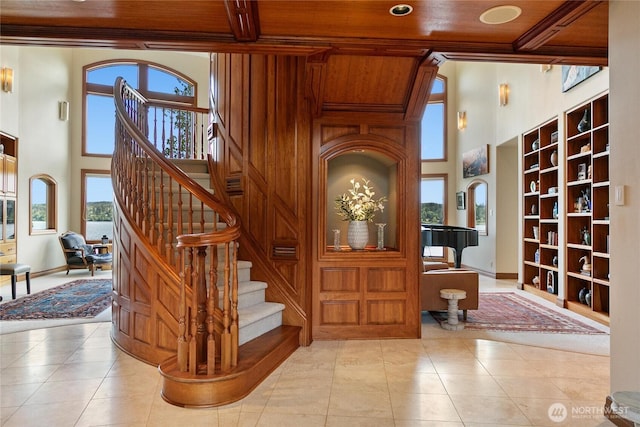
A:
319,137,404,254
466,179,488,236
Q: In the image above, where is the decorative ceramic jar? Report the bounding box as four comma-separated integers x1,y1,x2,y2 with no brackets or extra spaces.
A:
347,221,369,250
550,150,558,167
579,287,589,304
577,109,591,132
101,235,109,244
531,139,540,151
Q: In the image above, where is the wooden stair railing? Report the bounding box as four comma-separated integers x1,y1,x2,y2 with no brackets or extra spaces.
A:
113,76,241,374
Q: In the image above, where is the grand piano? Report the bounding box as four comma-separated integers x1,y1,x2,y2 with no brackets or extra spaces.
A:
421,224,478,268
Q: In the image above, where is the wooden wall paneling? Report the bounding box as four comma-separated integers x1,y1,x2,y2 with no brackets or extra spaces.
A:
248,59,269,181
212,52,312,345
229,54,248,156
111,203,182,365
246,179,268,250
320,125,360,145
311,117,421,340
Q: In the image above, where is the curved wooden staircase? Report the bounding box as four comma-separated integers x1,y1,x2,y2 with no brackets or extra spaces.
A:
111,77,300,407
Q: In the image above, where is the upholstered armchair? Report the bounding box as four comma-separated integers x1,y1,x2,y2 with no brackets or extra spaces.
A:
58,231,113,276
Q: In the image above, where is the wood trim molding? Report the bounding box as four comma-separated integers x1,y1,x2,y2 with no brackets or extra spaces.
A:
224,0,261,42
404,59,439,122
514,1,605,51
304,54,328,118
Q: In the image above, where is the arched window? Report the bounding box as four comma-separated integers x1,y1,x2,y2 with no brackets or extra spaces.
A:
83,61,197,156
30,174,57,234
81,61,198,241
467,179,488,236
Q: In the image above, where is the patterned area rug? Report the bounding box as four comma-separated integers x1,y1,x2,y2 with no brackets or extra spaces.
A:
0,279,112,320
430,292,607,334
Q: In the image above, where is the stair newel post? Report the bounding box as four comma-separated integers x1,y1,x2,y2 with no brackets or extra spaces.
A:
206,243,218,375
221,242,232,372
177,247,188,372
230,240,239,367
188,246,198,375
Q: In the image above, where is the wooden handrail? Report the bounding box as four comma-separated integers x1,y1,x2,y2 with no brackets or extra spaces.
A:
113,76,241,374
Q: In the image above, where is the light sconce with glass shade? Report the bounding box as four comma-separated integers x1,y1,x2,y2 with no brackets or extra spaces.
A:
1,67,14,92
58,101,70,121
457,111,467,130
499,83,509,106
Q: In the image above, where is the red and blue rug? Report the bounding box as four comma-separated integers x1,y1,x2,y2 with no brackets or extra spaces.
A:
430,292,607,334
0,279,112,320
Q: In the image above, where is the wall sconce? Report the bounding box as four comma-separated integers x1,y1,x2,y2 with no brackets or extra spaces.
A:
59,101,70,121
1,67,14,92
457,111,467,130
499,83,509,106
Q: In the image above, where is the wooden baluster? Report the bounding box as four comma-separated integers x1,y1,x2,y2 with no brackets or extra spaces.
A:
196,247,208,370
230,240,239,367
165,177,174,264
188,247,197,375
141,155,150,237
149,162,157,244
221,242,231,372
206,242,218,375
177,248,188,372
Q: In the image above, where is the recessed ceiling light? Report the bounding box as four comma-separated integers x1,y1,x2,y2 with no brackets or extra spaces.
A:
389,4,413,17
479,5,522,25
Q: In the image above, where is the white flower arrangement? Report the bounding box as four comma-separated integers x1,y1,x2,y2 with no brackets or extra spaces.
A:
335,177,387,222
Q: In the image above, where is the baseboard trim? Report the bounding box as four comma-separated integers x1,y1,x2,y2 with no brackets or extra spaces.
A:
459,265,516,280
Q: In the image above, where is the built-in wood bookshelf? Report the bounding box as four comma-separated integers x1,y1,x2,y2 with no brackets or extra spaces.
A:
521,93,609,326
522,118,559,304
564,93,609,325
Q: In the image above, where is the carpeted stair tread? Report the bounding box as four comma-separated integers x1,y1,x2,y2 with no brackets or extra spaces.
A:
238,302,285,327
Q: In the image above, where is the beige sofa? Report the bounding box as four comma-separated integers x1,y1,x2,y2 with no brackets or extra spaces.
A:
420,264,479,320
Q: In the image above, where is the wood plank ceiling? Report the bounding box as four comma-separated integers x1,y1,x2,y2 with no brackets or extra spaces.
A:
0,0,608,116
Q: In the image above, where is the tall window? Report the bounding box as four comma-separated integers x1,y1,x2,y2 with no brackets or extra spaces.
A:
420,75,448,261
421,175,447,259
83,61,196,156
421,76,447,161
82,170,113,243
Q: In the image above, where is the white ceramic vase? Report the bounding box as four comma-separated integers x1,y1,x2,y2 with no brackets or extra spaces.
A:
347,220,369,250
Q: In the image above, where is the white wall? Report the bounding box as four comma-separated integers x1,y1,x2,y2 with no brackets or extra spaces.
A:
609,0,640,395
496,140,518,275
0,47,210,273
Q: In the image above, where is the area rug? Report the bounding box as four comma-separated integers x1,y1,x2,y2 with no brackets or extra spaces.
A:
430,292,607,334
0,279,112,320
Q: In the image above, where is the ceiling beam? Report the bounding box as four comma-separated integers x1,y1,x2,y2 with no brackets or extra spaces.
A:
514,0,605,52
224,0,260,42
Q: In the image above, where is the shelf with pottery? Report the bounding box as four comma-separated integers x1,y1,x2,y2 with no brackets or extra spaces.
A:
521,117,558,299
563,92,609,325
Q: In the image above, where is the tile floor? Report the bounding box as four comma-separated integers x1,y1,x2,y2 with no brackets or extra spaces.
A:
0,273,615,426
